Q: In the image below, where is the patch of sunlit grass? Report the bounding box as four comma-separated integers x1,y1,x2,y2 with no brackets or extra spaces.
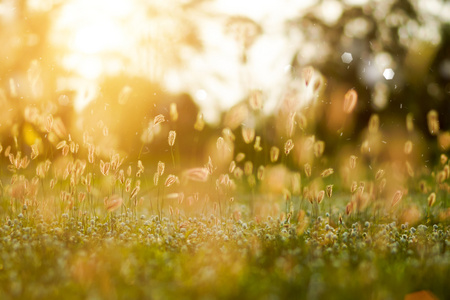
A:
0,66,449,300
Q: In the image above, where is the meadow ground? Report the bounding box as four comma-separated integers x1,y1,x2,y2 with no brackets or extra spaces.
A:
0,84,449,300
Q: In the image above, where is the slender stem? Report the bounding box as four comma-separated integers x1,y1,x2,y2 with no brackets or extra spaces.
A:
170,146,175,169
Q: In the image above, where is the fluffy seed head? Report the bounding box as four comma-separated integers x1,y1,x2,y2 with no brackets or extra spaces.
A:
444,165,450,179
406,113,414,132
391,190,403,207
304,135,315,151
88,144,95,163
436,171,446,183
53,118,67,138
304,163,312,177
320,168,334,178
254,136,262,152
326,185,333,198
428,192,436,207
368,114,379,134
270,146,279,163
360,140,370,154
419,180,427,193
313,141,325,158
257,165,265,181
358,182,365,195
168,130,176,147
404,140,413,155
194,113,205,131
249,90,263,110
224,104,248,130
4,146,11,157
20,156,29,169
287,112,296,137
56,140,66,150
201,156,213,176
222,128,235,141
229,161,236,173
45,114,53,133
216,137,224,150
165,175,178,187
78,192,86,203
104,194,123,212
153,114,165,127
69,141,77,154
130,185,140,199
349,155,357,169
343,89,358,114
302,66,314,86
157,161,165,176
346,202,353,215
242,127,255,144
137,160,144,172
184,168,209,182
405,161,414,177
100,160,110,176
125,178,132,192
62,145,69,157
234,167,244,179
313,77,323,92
316,190,325,204
427,110,439,135
297,113,307,131
375,169,385,181
284,139,294,155
283,189,291,202
244,161,253,176
236,153,245,162
218,174,231,188
118,169,125,184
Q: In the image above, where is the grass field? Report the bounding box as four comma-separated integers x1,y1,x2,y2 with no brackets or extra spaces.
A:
0,81,449,300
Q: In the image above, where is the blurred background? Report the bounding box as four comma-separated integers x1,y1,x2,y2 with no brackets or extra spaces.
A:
0,0,449,165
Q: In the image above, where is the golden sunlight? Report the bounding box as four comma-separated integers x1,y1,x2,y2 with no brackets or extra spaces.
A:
49,0,319,121
72,21,125,55
1,1,449,299
51,0,135,80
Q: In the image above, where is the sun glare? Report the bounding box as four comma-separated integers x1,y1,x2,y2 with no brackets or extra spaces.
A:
52,0,136,81
72,21,125,55
50,0,318,119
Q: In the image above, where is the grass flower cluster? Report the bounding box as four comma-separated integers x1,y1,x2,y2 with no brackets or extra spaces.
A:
0,210,448,299
0,67,449,299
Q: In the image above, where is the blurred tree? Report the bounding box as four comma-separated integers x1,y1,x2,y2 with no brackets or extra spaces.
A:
0,0,69,152
287,0,449,141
